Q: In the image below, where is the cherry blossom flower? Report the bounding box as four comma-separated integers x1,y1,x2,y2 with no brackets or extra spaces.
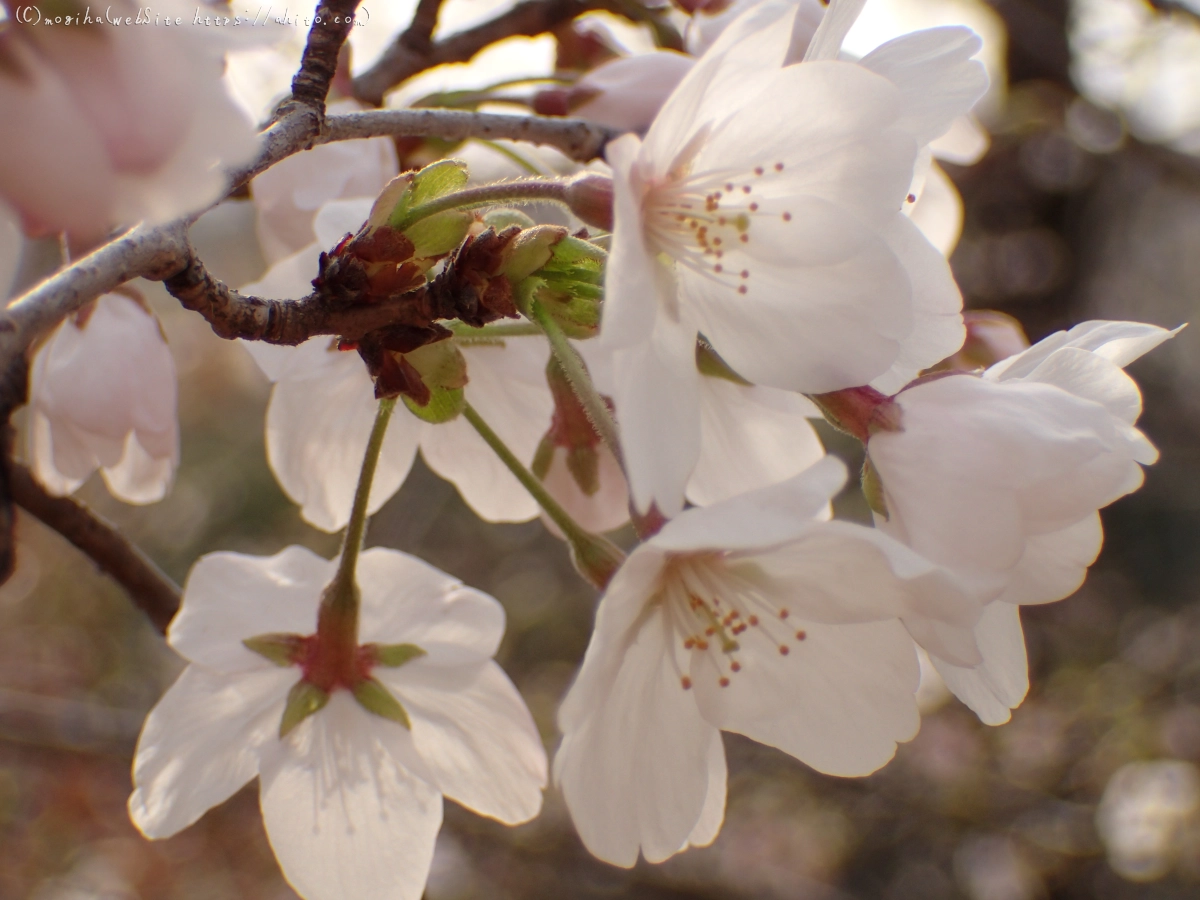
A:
600,0,985,514
866,320,1180,723
28,292,178,504
240,201,552,531
129,545,546,900
0,0,257,237
555,456,982,866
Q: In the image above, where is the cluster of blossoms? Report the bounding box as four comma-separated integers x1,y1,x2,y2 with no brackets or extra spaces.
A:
3,0,1181,898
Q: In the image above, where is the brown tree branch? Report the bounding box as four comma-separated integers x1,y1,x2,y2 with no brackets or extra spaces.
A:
10,464,180,633
287,0,365,115
352,0,619,105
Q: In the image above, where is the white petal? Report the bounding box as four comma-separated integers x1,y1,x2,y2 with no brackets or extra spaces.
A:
259,696,444,900
313,198,376,249
995,514,1103,606
264,340,420,532
869,213,964,394
859,27,989,148
654,456,847,554
169,546,332,672
599,134,664,350
931,115,990,165
419,336,552,523
681,197,913,393
357,547,505,664
556,602,717,867
29,410,86,496
804,0,867,62
687,378,825,507
694,618,919,776
1023,347,1145,424
611,313,702,517
380,661,546,824
987,320,1182,382
129,664,293,838
907,161,963,257
933,602,1028,725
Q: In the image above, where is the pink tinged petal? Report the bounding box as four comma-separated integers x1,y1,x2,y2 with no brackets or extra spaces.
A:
683,733,727,851
27,293,178,502
693,617,919,776
803,0,867,62
419,337,552,523
168,546,333,672
264,341,420,532
100,431,176,505
600,134,663,350
258,697,444,900
932,602,1028,726
356,548,505,664
868,213,965,394
687,378,825,507
129,664,294,839
379,661,546,824
994,514,1103,606
541,442,631,536
859,28,989,148
656,455,848,554
907,162,964,257
555,604,718,867
986,320,1182,382
573,52,695,132
612,314,702,517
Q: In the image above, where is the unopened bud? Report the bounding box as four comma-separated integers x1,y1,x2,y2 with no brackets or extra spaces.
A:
482,208,537,231
400,339,469,423
520,234,606,338
501,225,567,283
566,172,614,232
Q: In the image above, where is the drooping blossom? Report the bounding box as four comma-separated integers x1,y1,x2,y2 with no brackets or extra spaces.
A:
555,456,982,866
240,200,552,531
866,320,1180,723
601,0,985,514
129,545,546,900
0,0,257,238
28,292,179,504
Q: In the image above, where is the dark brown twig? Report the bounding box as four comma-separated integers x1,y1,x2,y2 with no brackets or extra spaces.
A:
10,465,181,633
287,0,365,114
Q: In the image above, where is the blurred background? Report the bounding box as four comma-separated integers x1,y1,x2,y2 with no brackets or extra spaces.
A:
3,0,1200,898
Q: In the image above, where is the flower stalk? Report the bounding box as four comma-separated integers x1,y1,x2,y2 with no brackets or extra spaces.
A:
462,402,624,589
390,179,572,232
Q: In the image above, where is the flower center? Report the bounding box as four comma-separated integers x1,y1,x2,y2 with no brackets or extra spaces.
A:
662,554,808,690
643,163,795,298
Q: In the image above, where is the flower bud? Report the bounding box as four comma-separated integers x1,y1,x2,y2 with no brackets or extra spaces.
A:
520,234,606,338
810,386,903,443
500,225,567,283
565,172,614,232
482,208,537,231
400,339,469,423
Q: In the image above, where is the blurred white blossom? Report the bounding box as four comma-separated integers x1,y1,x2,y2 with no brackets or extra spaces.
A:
1097,759,1200,882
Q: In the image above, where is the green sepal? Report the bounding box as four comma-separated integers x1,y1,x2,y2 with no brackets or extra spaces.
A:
404,385,465,423
401,160,470,213
567,444,600,496
501,225,567,283
531,434,555,480
243,633,306,668
861,455,889,520
369,643,428,668
696,337,750,385
352,677,412,729
405,210,473,259
279,681,330,738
